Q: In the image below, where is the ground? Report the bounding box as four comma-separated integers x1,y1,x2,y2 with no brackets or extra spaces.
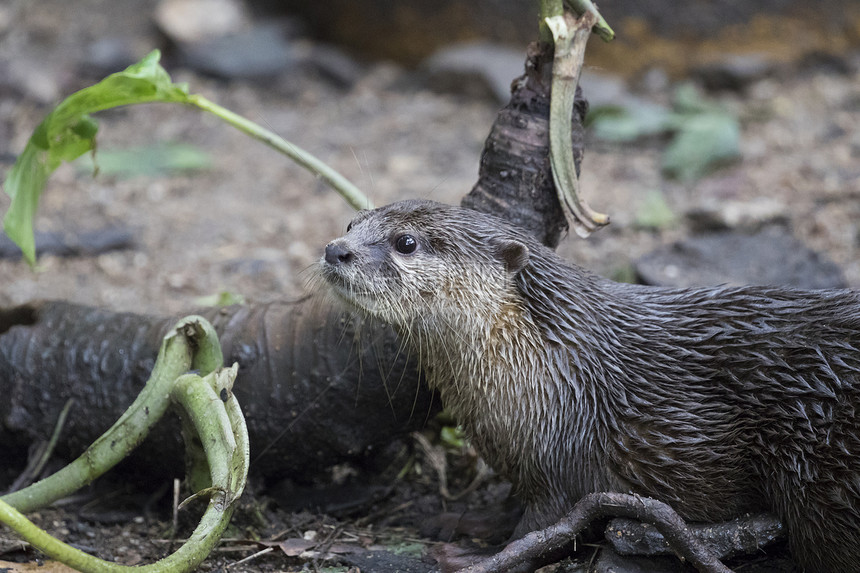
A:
1,0,859,571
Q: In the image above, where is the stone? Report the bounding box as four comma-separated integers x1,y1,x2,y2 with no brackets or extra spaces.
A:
177,22,296,80
84,38,139,76
691,54,778,92
154,0,250,44
686,197,789,233
297,42,365,89
635,226,847,289
421,41,523,102
421,40,645,111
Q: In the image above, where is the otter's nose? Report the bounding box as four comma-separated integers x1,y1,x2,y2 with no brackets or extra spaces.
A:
325,241,354,265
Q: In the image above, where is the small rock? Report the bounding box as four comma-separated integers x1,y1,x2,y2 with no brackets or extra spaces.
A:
636,67,670,95
83,38,139,76
851,131,860,158
296,41,365,89
178,23,296,80
155,0,302,81
0,4,13,35
798,50,855,75
74,228,136,257
686,197,788,232
421,41,645,111
0,58,61,103
691,54,778,92
154,0,250,44
847,50,860,74
422,41,523,102
635,227,846,289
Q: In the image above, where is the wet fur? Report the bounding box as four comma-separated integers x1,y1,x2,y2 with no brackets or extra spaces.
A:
320,199,860,572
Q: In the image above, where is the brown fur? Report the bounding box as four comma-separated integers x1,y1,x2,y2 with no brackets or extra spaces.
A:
319,199,860,572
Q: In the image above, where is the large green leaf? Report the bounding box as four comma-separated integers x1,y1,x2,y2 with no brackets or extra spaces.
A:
588,82,742,183
662,112,741,181
76,143,212,178
2,50,190,263
587,102,672,143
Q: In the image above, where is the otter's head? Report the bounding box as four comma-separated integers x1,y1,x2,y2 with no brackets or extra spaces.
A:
319,200,531,333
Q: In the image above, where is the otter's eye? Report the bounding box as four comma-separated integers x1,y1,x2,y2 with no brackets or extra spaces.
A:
346,221,354,232
394,234,418,255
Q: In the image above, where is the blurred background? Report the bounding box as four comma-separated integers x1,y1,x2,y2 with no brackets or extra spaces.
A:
1,0,859,314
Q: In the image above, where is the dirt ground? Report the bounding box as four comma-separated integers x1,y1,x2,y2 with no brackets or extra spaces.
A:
1,0,859,571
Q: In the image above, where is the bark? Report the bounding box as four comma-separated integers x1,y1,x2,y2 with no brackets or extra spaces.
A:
461,40,588,248
0,299,436,482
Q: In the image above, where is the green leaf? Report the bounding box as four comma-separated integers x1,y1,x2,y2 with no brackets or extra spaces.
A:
662,112,741,181
2,50,189,264
610,263,638,284
76,143,212,178
440,425,466,449
672,82,722,115
588,102,672,142
194,291,247,308
388,541,426,557
634,189,676,230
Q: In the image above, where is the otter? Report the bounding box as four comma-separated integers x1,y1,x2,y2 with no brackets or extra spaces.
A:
319,199,860,572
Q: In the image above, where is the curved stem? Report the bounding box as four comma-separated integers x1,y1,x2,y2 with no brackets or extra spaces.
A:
1,315,222,513
0,365,249,573
1,317,197,513
546,11,610,238
187,94,373,211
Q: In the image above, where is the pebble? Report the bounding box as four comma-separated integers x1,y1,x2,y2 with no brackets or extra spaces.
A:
421,41,524,102
155,0,309,81
177,22,296,80
0,4,12,35
84,38,139,76
296,42,365,89
686,197,788,232
421,40,647,112
691,53,778,92
154,0,250,44
635,226,846,289
0,59,60,103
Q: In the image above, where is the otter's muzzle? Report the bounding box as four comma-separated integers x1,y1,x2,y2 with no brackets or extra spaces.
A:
324,241,354,266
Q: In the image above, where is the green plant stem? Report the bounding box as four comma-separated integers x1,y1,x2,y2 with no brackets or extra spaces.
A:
1,315,218,513
563,0,615,41
2,50,371,265
188,94,372,211
186,365,249,504
0,365,248,573
546,11,610,237
539,0,565,43
541,0,615,43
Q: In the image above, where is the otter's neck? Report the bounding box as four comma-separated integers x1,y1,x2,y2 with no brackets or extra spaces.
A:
404,267,622,499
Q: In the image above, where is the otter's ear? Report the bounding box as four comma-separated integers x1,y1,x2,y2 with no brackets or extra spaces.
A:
496,240,529,275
